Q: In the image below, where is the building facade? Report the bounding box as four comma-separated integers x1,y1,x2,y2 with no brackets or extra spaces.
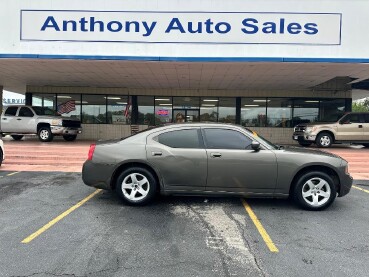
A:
1,0,369,143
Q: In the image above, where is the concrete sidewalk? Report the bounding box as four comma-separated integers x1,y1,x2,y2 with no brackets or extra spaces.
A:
1,136,368,180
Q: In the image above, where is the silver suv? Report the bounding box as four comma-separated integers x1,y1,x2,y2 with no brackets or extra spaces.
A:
293,112,369,148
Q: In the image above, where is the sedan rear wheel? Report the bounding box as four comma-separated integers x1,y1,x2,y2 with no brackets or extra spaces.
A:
293,171,336,210
115,167,157,205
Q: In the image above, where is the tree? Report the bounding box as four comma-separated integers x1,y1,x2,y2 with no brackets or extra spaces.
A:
352,98,369,112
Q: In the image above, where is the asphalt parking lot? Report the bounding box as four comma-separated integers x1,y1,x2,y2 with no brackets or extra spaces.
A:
1,171,369,277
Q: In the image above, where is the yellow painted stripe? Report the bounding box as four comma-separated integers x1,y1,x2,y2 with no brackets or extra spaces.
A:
7,171,20,176
353,185,369,194
21,189,102,244
241,199,279,253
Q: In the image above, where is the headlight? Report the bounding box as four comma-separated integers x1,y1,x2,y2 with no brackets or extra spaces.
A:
51,119,63,126
305,126,317,133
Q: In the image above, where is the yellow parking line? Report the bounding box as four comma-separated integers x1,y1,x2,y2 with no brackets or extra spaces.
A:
353,185,369,194
7,171,20,176
241,199,279,253
21,189,102,244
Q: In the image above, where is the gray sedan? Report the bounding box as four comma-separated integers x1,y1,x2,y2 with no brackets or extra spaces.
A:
82,123,352,210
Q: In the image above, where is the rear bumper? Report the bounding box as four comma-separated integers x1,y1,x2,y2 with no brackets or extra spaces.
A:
82,160,114,190
51,126,82,135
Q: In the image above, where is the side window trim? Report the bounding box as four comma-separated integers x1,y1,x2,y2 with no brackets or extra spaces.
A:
201,127,253,150
155,128,204,149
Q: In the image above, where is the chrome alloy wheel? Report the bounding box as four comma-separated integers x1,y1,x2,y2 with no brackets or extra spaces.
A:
121,173,150,201
39,129,50,140
302,177,331,207
319,135,331,147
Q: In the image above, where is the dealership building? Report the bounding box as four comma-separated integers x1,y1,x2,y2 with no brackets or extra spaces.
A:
1,0,369,142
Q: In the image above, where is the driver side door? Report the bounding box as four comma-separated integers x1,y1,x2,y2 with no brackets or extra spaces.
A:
203,127,278,194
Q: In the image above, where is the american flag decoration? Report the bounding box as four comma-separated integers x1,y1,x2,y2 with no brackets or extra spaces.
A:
57,100,76,114
124,98,131,118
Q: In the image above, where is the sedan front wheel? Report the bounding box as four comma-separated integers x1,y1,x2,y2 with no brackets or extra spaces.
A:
115,167,157,205
293,171,337,210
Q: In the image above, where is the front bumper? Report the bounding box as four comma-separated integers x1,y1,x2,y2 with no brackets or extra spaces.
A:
51,126,82,135
338,172,353,197
292,133,316,142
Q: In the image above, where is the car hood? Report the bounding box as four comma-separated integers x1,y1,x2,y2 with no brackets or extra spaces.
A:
296,122,335,127
37,116,80,122
279,146,341,159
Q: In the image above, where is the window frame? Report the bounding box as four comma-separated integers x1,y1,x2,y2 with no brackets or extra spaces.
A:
156,128,204,149
201,127,253,150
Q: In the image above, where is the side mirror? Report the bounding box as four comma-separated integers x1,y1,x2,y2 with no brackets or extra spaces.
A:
340,120,350,125
251,141,261,151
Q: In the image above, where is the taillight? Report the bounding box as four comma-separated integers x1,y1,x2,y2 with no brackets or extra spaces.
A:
87,144,96,160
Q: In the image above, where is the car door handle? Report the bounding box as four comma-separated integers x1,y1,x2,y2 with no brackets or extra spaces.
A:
358,125,363,128
210,152,222,158
17,118,22,121
151,151,162,156
2,118,6,120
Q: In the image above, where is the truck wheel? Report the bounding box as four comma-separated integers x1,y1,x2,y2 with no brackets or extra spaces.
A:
316,132,333,148
11,135,24,141
38,127,53,142
63,135,77,141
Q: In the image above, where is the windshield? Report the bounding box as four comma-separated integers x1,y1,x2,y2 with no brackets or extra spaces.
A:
33,107,59,116
243,127,279,150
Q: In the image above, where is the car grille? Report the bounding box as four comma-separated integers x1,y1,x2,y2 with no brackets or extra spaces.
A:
294,126,306,132
62,120,81,128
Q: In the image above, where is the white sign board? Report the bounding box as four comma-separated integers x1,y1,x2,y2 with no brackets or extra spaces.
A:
21,10,341,45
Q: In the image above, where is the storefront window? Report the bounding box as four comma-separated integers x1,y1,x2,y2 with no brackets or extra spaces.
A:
241,98,267,127
56,94,81,120
155,97,172,125
107,95,130,124
218,98,236,123
293,99,319,126
319,99,346,122
138,96,155,125
81,95,106,123
200,97,218,122
32,94,56,109
267,98,293,127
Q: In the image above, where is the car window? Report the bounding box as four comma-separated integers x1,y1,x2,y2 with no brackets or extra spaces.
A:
203,128,252,149
4,106,18,116
158,129,202,148
365,114,369,123
18,107,34,117
341,114,361,123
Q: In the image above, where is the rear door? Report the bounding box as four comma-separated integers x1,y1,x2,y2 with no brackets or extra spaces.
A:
203,127,278,194
336,113,364,141
146,127,207,191
16,107,37,133
1,106,19,132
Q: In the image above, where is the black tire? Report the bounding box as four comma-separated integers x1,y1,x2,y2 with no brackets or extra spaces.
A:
11,135,24,141
115,167,157,206
63,135,77,141
298,142,312,147
316,132,333,148
363,144,369,148
293,171,337,211
38,127,53,142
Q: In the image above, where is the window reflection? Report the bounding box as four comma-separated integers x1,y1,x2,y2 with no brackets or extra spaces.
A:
107,96,130,124
241,98,267,127
138,96,155,126
293,99,319,125
218,98,236,124
81,95,106,123
267,98,293,127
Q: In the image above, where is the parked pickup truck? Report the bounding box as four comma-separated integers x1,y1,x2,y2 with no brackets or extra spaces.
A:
1,106,82,142
292,112,369,148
